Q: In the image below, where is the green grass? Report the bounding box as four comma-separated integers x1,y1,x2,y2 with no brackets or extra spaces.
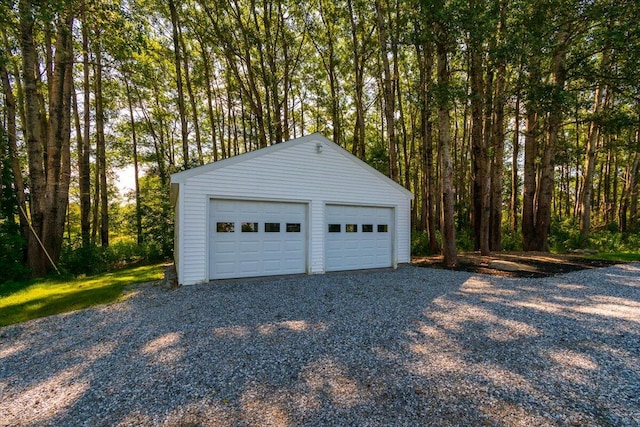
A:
584,252,640,262
0,263,165,327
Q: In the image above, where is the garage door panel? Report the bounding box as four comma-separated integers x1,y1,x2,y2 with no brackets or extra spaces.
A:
263,240,283,254
215,261,236,274
325,205,392,272
239,241,259,253
210,200,306,279
213,241,236,253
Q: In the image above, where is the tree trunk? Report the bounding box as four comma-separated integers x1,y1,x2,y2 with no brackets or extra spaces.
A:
436,37,457,267
79,9,91,248
198,38,218,162
93,31,108,248
19,2,74,274
347,0,366,160
179,28,203,165
579,51,609,245
375,0,398,182
19,0,48,275
168,0,190,167
125,79,142,245
533,30,569,251
416,42,439,254
522,106,538,251
470,48,490,255
511,92,520,234
490,52,506,251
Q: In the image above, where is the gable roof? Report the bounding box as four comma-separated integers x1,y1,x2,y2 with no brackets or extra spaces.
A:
170,133,413,199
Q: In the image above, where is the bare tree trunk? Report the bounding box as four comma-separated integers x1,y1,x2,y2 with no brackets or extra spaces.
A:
19,0,48,275
179,29,203,165
631,123,640,229
197,39,218,162
470,48,490,255
19,2,74,274
416,42,439,254
93,31,108,248
79,10,91,248
511,92,520,233
522,106,538,251
347,0,366,159
45,17,73,262
168,0,190,167
375,0,398,181
436,37,457,267
490,51,506,251
579,51,609,245
125,79,142,244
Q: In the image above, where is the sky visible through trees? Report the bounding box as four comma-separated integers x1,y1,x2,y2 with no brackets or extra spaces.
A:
1,0,639,276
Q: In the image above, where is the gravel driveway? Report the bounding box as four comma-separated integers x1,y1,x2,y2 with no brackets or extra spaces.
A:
1,264,639,426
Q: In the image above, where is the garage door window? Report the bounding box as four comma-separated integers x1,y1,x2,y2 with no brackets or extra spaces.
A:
378,224,388,232
328,224,341,232
362,224,373,232
286,223,301,232
265,222,280,232
346,224,357,232
241,222,258,232
217,222,235,232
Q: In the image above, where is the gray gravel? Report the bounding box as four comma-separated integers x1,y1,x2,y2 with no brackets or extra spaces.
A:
1,264,639,427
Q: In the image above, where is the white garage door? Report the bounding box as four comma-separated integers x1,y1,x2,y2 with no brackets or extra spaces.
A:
209,200,306,279
325,205,393,271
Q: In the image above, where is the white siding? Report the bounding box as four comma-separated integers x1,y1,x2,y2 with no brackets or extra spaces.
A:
173,134,412,285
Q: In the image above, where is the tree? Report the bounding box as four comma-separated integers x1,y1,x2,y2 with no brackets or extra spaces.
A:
18,0,74,275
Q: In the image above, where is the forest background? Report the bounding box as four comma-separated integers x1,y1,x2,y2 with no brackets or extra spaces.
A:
1,0,639,282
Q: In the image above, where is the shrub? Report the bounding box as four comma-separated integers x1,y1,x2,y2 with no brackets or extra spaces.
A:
501,229,523,251
411,230,433,256
0,224,30,285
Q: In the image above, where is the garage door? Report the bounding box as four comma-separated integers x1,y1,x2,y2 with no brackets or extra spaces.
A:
325,205,392,271
209,200,306,279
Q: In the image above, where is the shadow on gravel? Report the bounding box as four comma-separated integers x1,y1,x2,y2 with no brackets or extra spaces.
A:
0,265,638,426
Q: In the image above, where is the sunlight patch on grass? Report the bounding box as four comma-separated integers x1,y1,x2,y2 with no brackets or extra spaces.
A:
585,252,640,262
0,264,164,327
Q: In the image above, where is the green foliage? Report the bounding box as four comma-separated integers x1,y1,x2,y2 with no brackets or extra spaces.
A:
59,238,168,277
411,230,437,256
0,263,164,327
455,227,475,252
549,216,640,254
548,217,582,252
0,128,30,285
0,223,30,284
500,229,523,251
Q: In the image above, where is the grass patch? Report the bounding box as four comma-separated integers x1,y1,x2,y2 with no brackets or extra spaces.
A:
584,252,640,262
0,263,165,327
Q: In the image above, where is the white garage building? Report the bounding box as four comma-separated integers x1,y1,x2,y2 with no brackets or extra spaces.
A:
170,133,413,285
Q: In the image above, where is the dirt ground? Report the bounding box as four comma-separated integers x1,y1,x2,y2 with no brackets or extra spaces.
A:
412,251,623,278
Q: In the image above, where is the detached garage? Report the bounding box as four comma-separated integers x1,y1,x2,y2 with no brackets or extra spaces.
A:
170,133,413,285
